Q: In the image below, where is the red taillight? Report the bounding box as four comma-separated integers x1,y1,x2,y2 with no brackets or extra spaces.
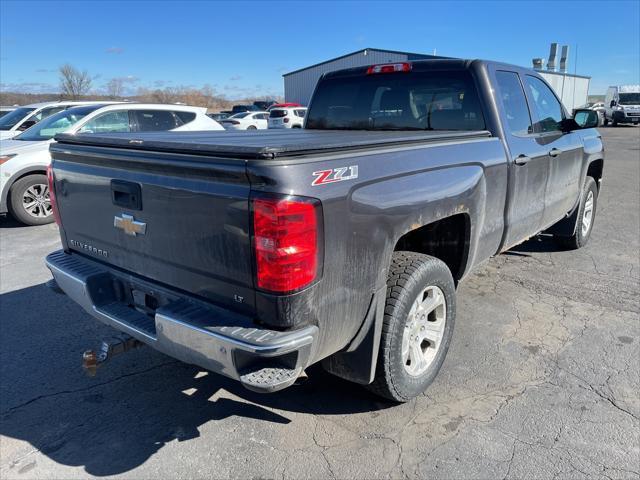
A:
283,117,290,123
366,62,412,75
46,164,61,226
252,195,321,293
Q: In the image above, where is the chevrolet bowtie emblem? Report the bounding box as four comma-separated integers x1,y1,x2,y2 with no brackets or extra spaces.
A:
114,214,147,236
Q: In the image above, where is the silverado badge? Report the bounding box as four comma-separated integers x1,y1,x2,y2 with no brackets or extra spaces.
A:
114,214,147,236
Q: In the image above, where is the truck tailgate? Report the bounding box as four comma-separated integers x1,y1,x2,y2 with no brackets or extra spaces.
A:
50,143,255,313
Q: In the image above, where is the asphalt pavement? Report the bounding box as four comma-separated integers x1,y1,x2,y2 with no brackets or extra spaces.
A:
0,126,638,479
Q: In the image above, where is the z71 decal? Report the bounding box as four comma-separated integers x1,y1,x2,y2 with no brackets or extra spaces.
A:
312,165,359,186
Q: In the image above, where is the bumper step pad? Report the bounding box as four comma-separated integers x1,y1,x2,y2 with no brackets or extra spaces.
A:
240,366,302,393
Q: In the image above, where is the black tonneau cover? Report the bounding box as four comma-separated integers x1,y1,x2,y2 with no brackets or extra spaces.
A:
54,129,491,160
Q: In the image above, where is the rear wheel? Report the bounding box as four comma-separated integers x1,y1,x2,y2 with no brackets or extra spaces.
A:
367,251,456,402
555,176,598,250
247,125,257,130
8,174,54,226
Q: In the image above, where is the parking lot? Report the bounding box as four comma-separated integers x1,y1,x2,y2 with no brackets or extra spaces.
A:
0,126,638,479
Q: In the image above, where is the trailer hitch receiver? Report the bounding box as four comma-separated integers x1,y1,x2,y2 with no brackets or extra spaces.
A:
82,334,144,376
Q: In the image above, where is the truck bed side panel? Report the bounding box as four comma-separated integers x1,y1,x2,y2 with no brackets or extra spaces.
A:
247,137,508,360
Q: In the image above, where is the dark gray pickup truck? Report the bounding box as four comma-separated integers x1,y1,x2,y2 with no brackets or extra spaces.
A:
45,59,604,401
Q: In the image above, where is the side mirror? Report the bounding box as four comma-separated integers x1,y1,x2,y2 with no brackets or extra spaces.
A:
18,120,37,131
572,109,599,129
610,100,616,107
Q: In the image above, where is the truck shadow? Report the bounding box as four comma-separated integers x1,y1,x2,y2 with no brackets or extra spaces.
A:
0,215,27,229
504,233,565,256
0,283,391,476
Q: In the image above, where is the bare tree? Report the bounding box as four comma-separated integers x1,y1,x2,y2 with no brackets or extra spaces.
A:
59,64,92,99
106,77,124,99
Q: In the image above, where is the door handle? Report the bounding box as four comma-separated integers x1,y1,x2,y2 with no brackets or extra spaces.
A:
111,180,142,210
549,148,562,158
514,154,531,166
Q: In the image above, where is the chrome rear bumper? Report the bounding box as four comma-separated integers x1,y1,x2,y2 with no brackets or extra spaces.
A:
45,250,317,392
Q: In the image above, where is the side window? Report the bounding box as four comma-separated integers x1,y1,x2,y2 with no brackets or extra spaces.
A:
79,111,131,133
133,110,179,132
524,75,564,133
33,106,65,122
173,111,196,126
495,71,533,136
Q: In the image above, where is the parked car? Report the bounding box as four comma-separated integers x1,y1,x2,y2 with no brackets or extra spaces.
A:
603,85,640,126
268,107,307,128
253,100,276,111
575,102,605,126
0,103,223,225
208,112,229,121
231,104,260,114
45,59,602,402
0,106,17,119
220,111,269,130
268,102,302,111
0,101,110,140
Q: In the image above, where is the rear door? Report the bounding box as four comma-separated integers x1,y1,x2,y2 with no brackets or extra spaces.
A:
131,110,180,132
522,75,583,227
493,70,550,249
255,113,268,129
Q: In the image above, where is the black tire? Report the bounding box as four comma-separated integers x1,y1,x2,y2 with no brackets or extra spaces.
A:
247,125,257,130
612,116,618,127
603,117,609,126
555,176,598,250
8,174,54,226
367,251,456,402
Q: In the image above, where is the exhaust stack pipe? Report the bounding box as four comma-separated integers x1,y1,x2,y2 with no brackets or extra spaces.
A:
547,43,559,71
559,45,570,72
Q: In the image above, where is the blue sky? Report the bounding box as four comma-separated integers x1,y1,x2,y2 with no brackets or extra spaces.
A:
1,0,638,98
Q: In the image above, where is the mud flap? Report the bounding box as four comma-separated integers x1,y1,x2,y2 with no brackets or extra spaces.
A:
321,285,386,384
545,197,581,237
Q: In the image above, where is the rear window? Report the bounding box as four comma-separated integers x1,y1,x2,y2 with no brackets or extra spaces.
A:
270,109,288,118
306,70,485,131
174,111,196,125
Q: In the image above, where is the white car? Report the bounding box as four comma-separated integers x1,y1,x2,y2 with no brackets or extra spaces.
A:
0,103,223,225
0,101,110,140
220,111,269,130
268,107,307,129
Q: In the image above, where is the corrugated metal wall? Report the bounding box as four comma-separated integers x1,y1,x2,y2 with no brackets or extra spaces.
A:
284,51,410,105
539,72,590,111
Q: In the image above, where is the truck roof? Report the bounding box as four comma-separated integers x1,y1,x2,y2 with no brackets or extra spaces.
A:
322,58,541,80
54,129,491,160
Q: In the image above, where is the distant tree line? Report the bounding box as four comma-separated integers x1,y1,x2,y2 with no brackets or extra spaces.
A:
0,64,282,112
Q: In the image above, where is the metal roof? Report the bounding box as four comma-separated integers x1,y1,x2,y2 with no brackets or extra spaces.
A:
282,48,444,77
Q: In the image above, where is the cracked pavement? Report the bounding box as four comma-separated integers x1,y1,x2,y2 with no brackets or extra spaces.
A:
0,127,638,479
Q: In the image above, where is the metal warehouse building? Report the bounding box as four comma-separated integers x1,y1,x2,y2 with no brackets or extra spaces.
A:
283,46,590,111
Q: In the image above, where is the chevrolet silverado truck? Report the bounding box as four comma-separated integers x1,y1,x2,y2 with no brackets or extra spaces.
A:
45,59,603,402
